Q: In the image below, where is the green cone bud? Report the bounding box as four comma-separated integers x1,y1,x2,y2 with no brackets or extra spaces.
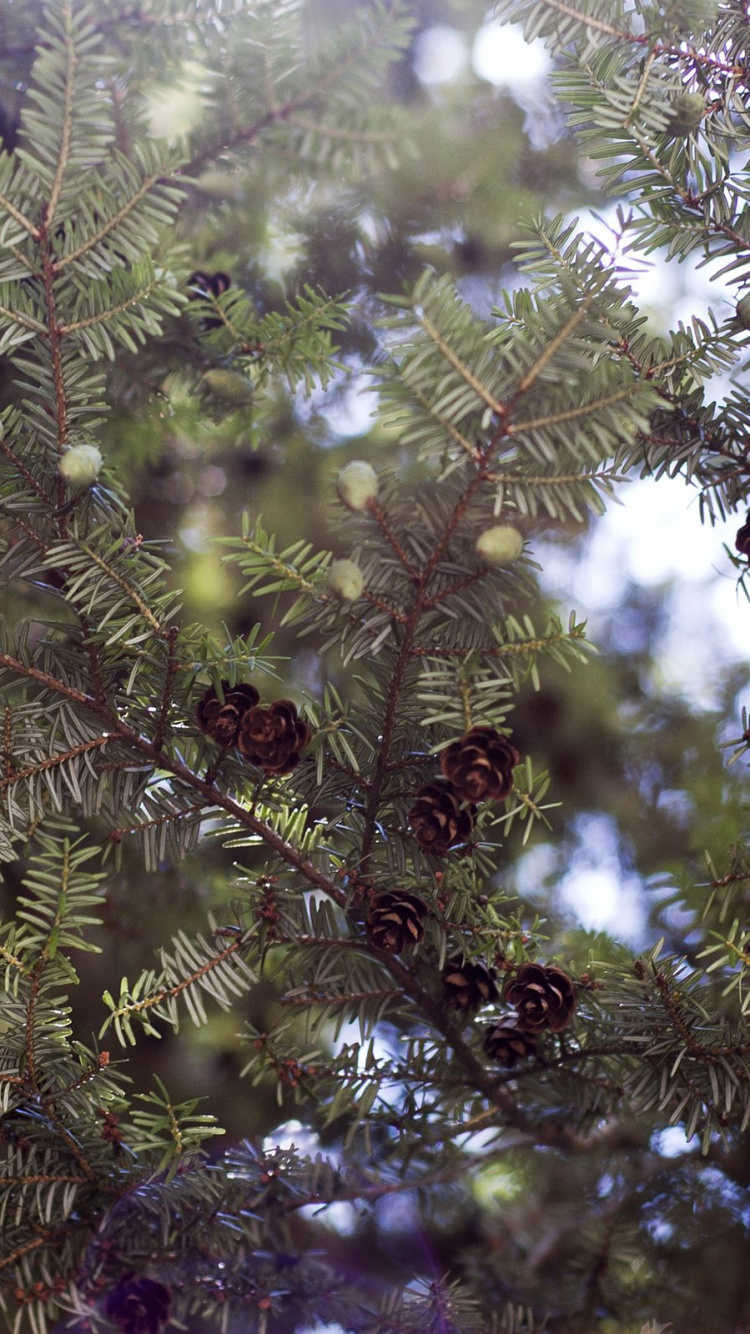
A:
666,93,704,137
336,460,378,511
327,558,364,601
475,524,524,566
59,444,103,488
202,369,253,404
736,297,750,330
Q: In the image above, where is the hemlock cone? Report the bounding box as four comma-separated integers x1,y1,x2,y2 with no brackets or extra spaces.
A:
439,726,521,803
367,890,427,954
505,963,577,1033
408,780,475,855
441,954,499,1012
196,681,261,747
483,1021,538,1068
237,700,311,775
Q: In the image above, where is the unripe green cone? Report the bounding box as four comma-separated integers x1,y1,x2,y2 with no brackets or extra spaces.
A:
736,297,750,330
327,559,364,601
337,460,378,510
475,524,524,566
59,444,103,488
202,369,253,404
666,92,704,137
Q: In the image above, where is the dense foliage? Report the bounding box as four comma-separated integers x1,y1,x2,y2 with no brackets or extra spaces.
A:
2,2,750,1332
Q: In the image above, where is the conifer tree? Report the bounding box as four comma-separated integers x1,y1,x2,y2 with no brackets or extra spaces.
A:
2,2,750,1333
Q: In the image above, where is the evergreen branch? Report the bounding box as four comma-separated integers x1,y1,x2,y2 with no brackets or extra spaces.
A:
0,437,54,502
0,735,113,794
182,13,396,176
44,1,77,228
58,279,161,333
229,535,321,597
75,542,164,634
106,937,244,1022
0,191,39,240
623,48,658,131
25,964,99,1183
283,115,399,144
527,0,634,41
53,174,162,271
0,653,105,715
508,385,638,432
408,381,481,460
411,628,586,658
0,650,345,905
510,298,593,402
39,224,70,477
359,463,487,867
362,589,408,623
280,987,402,1009
423,569,489,609
3,1174,90,1185
107,800,207,844
486,465,618,486
512,0,748,78
415,307,507,419
0,944,27,974
368,499,422,578
0,305,46,334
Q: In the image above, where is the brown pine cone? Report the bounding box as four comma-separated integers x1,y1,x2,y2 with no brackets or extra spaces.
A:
505,962,576,1033
440,726,520,803
483,1021,537,1068
196,680,260,747
442,954,499,1011
408,781,474,855
238,699,311,775
104,1277,172,1334
368,890,426,953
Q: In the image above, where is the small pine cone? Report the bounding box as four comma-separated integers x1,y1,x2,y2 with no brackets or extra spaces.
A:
196,681,260,747
104,1277,172,1334
442,954,499,1011
408,780,474,855
483,1021,537,1068
736,513,750,559
440,726,520,804
368,890,426,953
238,700,311,775
505,963,576,1033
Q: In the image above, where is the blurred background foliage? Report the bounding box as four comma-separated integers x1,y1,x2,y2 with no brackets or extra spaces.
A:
2,0,750,1329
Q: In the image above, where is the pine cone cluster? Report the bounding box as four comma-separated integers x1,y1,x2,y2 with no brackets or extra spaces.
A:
196,680,310,776
441,954,498,1012
408,725,520,857
482,963,576,1068
104,1277,172,1334
368,890,426,954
